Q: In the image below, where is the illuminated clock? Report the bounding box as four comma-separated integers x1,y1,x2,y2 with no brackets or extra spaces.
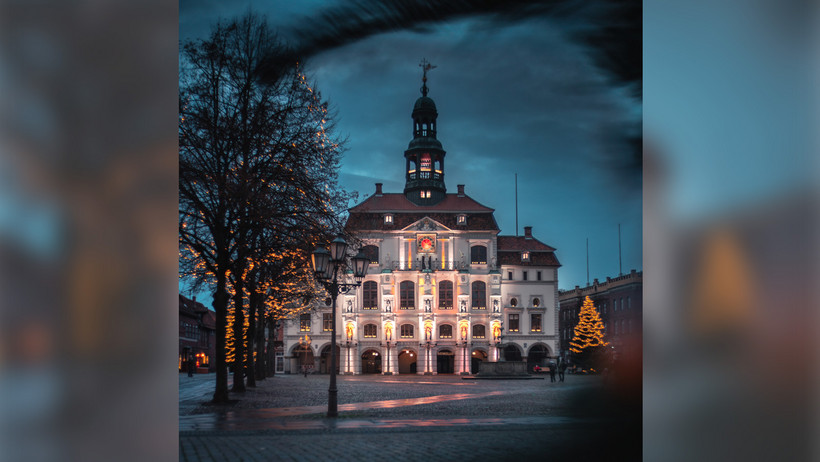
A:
416,234,436,253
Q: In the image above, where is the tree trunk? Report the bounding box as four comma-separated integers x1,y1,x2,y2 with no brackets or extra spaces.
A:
252,289,266,381
212,256,230,403
245,278,259,388
231,258,247,393
266,317,277,377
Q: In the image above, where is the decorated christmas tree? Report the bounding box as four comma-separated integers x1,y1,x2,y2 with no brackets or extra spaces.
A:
569,296,609,370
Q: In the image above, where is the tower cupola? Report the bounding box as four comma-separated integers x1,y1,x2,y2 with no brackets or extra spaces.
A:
404,58,447,206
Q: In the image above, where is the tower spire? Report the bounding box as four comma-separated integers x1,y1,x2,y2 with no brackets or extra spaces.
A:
419,58,436,96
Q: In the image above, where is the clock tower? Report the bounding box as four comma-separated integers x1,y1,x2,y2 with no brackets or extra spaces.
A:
404,59,447,206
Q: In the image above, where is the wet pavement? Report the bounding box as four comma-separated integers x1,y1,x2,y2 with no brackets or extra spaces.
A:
179,373,639,461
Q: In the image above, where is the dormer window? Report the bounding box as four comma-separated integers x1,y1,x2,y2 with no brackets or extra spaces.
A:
384,214,393,224
521,251,530,262
457,214,467,225
420,190,431,199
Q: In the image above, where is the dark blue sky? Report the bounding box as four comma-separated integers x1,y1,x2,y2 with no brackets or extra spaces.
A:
180,1,642,292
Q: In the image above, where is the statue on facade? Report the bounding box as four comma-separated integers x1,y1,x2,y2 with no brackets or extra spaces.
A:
493,299,500,313
424,298,431,312
346,300,353,312
385,299,392,312
459,299,467,312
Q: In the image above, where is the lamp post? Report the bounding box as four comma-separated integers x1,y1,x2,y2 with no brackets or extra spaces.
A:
298,335,312,377
311,234,370,418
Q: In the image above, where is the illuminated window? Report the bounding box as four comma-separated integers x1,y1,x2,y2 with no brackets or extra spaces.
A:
438,280,453,309
508,314,519,332
470,246,487,264
531,314,542,332
457,214,467,225
363,324,377,338
300,314,311,332
420,153,431,171
362,281,378,309
472,324,485,339
522,251,530,262
362,245,379,264
471,281,486,309
384,214,393,224
510,297,518,308
419,190,431,199
533,298,540,307
439,324,453,339
401,324,414,338
323,313,332,332
400,281,415,309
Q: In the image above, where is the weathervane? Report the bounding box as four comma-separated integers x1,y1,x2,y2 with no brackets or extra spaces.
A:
419,58,436,96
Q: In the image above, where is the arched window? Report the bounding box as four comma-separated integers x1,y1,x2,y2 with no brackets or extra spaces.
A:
510,297,518,307
363,324,377,338
472,324,485,339
439,324,453,339
438,280,453,309
471,281,486,309
362,281,378,310
400,281,415,309
400,324,414,338
470,245,487,264
362,245,379,265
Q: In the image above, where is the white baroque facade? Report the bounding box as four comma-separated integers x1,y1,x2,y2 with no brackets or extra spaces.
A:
283,71,560,375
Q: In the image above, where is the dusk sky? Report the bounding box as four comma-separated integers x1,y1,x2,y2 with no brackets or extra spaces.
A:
180,0,642,292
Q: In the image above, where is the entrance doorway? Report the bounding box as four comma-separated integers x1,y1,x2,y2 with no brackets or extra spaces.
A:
361,349,382,374
398,349,417,374
527,344,549,372
436,349,455,374
471,349,488,374
503,344,522,361
319,345,341,374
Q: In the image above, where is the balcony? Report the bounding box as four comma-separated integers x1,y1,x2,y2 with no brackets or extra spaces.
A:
386,260,467,271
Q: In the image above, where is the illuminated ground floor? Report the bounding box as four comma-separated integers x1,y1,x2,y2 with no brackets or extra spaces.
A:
283,339,557,375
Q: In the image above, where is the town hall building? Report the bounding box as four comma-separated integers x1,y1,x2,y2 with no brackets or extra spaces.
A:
282,64,561,375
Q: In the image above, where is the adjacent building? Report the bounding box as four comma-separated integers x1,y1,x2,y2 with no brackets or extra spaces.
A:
179,294,216,373
558,269,642,365
283,68,561,374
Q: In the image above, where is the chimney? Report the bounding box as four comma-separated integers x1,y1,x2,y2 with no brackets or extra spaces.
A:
523,226,532,239
375,183,383,196
457,184,465,196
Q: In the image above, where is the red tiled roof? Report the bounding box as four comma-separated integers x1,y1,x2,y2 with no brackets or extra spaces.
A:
179,294,209,315
349,193,494,213
498,251,561,267
497,235,556,252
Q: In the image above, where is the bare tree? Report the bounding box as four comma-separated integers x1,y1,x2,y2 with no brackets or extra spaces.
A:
180,12,352,402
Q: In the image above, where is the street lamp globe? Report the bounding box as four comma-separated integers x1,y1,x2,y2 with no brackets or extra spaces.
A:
329,234,348,262
311,247,330,276
352,251,370,281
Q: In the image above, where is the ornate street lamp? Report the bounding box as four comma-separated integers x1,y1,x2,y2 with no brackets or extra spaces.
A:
311,234,370,418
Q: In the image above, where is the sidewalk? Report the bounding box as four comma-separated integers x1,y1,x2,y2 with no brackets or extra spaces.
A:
180,373,639,461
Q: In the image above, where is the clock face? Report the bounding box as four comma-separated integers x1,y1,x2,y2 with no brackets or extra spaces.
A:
416,234,436,253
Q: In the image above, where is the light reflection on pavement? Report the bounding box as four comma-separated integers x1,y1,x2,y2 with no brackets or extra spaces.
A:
179,391,522,431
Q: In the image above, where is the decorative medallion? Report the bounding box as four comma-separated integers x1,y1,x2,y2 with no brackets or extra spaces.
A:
416,233,436,253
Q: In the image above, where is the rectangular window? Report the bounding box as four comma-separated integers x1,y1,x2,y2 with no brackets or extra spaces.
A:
537,271,542,281
299,314,311,332
275,352,284,373
521,251,530,262
627,296,631,309
401,324,414,338
472,325,485,339
362,281,378,309
508,314,520,332
507,271,513,280
323,313,332,332
364,324,377,338
384,214,393,224
522,271,528,281
531,314,542,332
400,281,415,309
